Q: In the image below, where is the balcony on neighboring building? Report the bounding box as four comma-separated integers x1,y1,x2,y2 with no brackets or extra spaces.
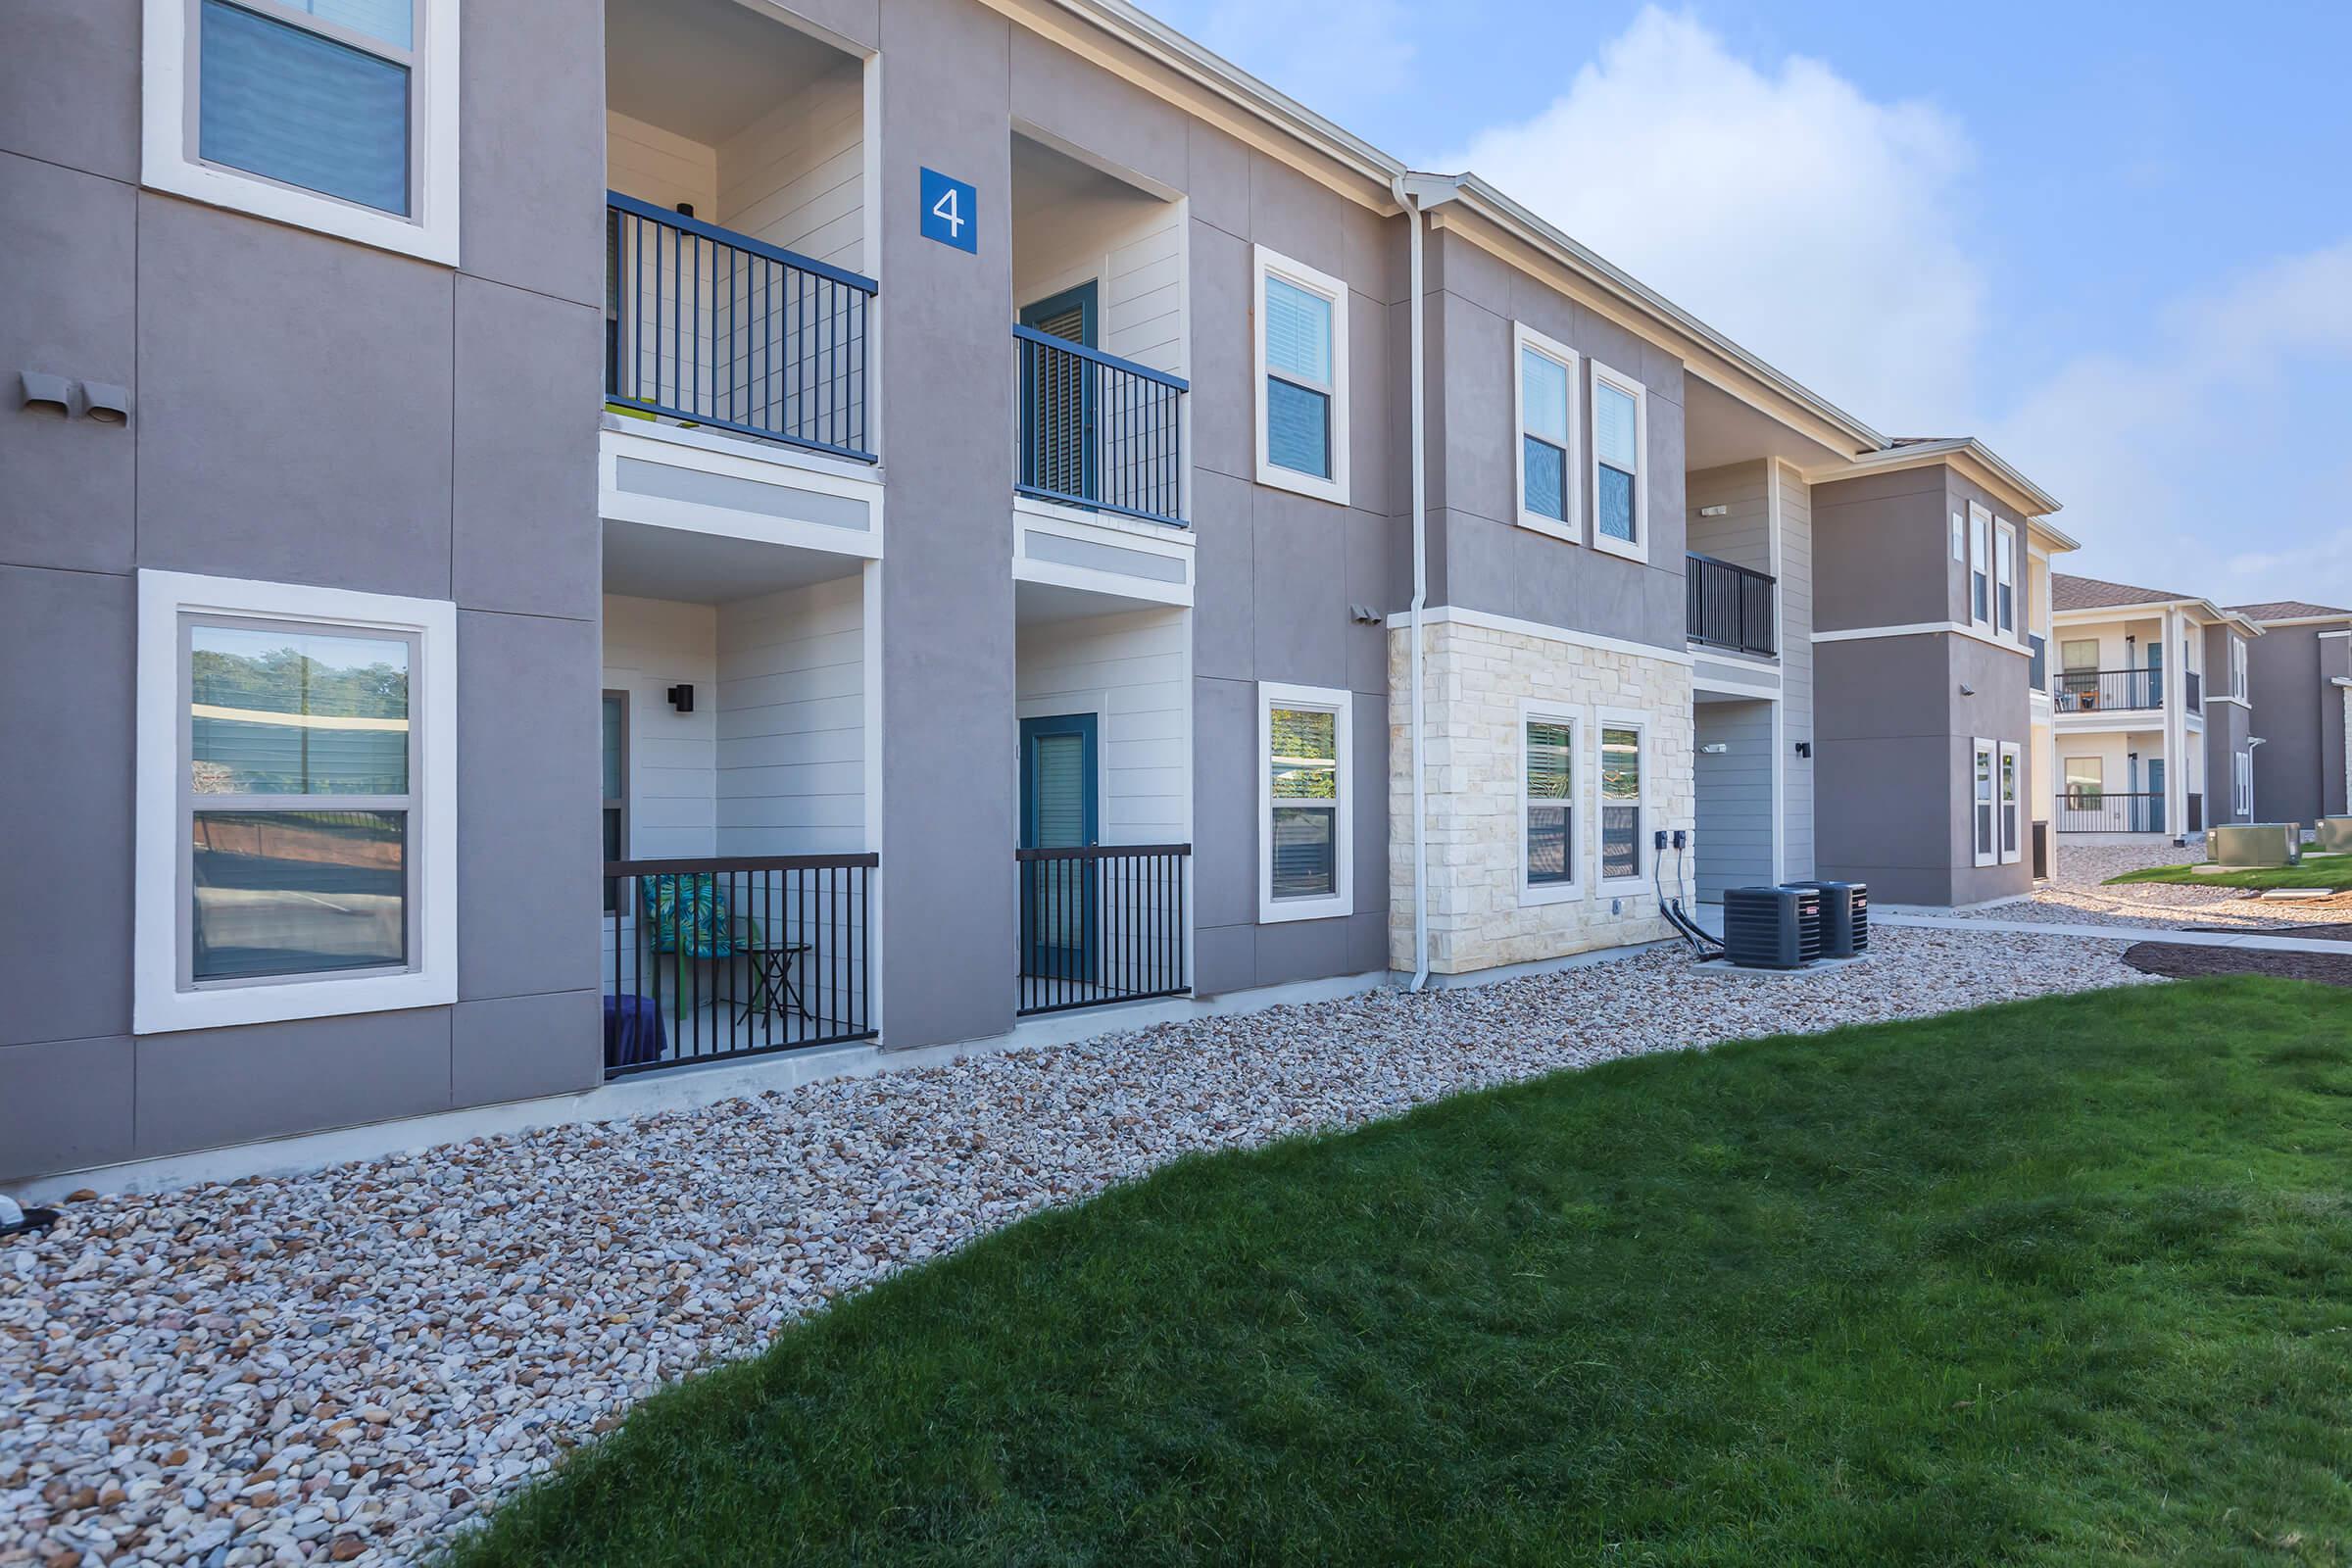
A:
2054,668,2166,714
1685,553,1776,658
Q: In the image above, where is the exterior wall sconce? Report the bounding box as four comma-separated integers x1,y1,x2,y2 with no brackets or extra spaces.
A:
1958,683,1976,697
1699,742,1730,755
1696,504,1729,517
666,683,695,712
1794,741,1812,759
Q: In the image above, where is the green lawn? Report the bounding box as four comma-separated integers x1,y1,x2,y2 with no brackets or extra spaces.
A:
448,980,2352,1567
2107,852,2352,890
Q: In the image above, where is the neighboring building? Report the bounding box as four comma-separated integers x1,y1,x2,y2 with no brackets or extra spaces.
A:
2227,601,2352,830
1,0,2067,1189
1805,441,2073,906
2048,575,2260,840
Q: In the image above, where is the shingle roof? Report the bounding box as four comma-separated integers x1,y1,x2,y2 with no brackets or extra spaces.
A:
2225,600,2352,622
2051,573,2196,612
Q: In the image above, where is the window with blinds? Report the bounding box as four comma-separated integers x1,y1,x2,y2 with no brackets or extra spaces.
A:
1590,361,1645,559
1515,325,1578,535
196,0,418,216
1524,714,1576,890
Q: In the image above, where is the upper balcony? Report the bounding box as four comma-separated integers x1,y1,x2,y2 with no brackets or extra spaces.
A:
604,0,873,464
1685,553,1776,659
1009,132,1189,528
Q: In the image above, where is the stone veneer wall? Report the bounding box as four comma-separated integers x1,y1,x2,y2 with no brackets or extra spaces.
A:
1388,616,1695,974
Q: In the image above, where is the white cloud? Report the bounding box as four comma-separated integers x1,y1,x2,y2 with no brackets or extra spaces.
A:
1985,238,2352,605
1435,7,1981,430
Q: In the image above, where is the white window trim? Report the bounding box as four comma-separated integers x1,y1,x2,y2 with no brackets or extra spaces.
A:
1588,360,1648,564
141,0,462,267
1949,510,1967,564
1251,246,1350,507
135,569,459,1034
1257,681,1353,923
1998,740,2023,865
1594,707,1650,894
2230,634,2248,702
1510,322,1582,544
2234,750,2253,818
1971,736,1998,868
1994,518,2019,637
1518,698,1583,906
1968,502,1994,631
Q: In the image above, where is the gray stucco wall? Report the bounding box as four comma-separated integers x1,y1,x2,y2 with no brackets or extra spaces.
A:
2244,620,2352,828
0,0,606,1183
2201,623,2253,826
1811,466,1948,631
1422,230,1687,655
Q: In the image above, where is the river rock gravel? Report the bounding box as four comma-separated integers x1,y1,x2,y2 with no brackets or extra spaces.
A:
1950,840,2352,929
2,926,2156,1567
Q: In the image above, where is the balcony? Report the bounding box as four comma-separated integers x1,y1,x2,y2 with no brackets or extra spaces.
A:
606,195,876,462
2186,669,2202,710
1014,329,1188,526
1685,553,1775,658
2029,633,2047,692
1017,843,1190,1016
2054,668,2165,714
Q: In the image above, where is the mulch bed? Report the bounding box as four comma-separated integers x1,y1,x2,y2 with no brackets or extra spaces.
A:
2125,940,2352,988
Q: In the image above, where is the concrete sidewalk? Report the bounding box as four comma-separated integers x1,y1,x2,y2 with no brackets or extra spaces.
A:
1878,911,2351,955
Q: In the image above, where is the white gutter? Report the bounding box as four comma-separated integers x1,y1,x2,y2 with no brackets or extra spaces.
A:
1395,173,1432,990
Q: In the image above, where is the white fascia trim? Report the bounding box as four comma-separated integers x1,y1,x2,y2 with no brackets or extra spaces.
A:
1256,680,1354,924
1013,493,1197,552
1517,696,1583,906
599,414,887,491
2205,694,2250,709
140,0,461,266
1588,358,1648,564
1510,321,1582,543
1593,706,1651,894
1812,621,2033,659
598,433,886,562
135,570,459,1035
1692,673,1783,701
1388,606,1695,667
1251,245,1350,508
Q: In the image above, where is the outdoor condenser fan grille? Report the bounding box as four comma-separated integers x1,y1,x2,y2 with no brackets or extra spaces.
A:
1721,885,1824,970
1788,880,1868,958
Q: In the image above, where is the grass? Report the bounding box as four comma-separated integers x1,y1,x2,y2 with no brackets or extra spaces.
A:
2106,851,2352,890
448,980,2352,1567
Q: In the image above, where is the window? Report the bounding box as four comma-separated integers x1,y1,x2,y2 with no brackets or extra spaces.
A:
2230,634,2248,701
143,0,460,264
1512,324,1580,541
1994,520,2018,636
1253,247,1349,505
1972,739,1997,867
1521,707,1578,902
1968,503,1993,627
136,570,457,1033
1998,742,2023,864
1258,683,1352,922
602,691,628,915
1590,361,1647,561
2234,750,2253,818
1950,510,1967,563
1596,713,1647,889
2065,756,2103,808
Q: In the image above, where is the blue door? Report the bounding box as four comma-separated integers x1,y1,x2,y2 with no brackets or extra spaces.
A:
2145,758,2165,834
1020,713,1099,982
1019,281,1098,503
2145,640,2164,710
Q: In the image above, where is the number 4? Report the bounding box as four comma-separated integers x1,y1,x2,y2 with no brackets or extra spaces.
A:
931,186,962,237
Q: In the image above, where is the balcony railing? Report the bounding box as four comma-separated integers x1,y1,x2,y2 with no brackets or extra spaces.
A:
2029,633,2047,692
2054,668,2165,713
606,192,877,462
2185,669,2202,710
1014,327,1188,526
1017,843,1189,1016
603,853,877,1077
1685,553,1776,657
2055,792,2166,834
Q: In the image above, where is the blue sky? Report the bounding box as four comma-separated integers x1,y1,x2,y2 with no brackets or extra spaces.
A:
1146,0,2352,607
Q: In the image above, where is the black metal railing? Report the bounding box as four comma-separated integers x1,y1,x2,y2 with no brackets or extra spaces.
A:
1014,326,1188,526
606,193,877,462
1685,553,1776,657
2185,669,2202,710
2055,792,2167,834
2029,633,2047,692
2186,792,2203,832
603,853,877,1077
1017,843,1189,1016
2053,668,2165,713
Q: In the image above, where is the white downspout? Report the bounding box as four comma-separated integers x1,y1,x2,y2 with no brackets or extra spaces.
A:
1395,174,1431,990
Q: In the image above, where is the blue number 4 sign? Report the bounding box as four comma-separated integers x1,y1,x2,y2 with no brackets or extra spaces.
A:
919,168,978,254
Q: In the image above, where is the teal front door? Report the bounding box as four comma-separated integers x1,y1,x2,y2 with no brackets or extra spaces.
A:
1020,713,1099,982
1019,281,1098,503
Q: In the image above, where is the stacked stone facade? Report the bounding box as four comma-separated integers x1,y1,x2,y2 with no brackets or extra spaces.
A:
1389,616,1696,974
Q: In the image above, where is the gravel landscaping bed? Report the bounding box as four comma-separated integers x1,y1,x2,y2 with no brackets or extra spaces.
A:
3,927,2156,1568
1957,840,2352,930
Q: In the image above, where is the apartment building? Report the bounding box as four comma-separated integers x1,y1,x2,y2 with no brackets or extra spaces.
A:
2228,600,2352,829
1,0,2068,1188
2047,575,2262,840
